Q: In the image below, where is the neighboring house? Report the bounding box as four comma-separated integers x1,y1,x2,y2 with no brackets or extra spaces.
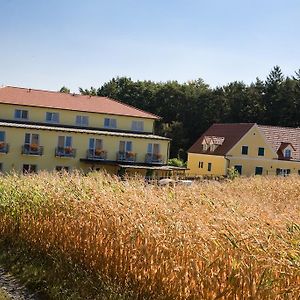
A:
187,123,300,177
0,86,172,176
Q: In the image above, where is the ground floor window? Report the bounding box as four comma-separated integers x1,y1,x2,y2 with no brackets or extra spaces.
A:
23,164,37,174
207,162,212,172
56,166,70,172
255,166,263,175
0,163,2,172
234,165,242,175
276,168,290,176
198,161,203,168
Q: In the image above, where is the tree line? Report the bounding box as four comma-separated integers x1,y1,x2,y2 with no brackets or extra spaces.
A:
61,66,300,159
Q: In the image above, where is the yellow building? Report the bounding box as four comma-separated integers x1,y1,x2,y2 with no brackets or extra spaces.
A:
187,123,300,177
0,86,172,176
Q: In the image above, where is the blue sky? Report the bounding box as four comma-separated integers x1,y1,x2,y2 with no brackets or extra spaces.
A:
0,0,299,92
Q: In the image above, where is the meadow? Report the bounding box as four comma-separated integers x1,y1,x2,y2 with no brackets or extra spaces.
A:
0,172,299,299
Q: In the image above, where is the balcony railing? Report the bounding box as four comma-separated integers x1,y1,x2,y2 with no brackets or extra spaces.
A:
145,153,164,164
22,144,44,156
87,149,107,160
0,142,9,154
116,151,137,162
55,147,76,158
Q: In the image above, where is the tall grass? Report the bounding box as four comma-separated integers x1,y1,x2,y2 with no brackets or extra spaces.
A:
0,172,299,299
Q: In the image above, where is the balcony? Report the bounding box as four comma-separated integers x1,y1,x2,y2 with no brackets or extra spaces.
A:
87,149,107,160
55,147,76,158
22,144,44,156
0,142,9,154
117,151,137,162
145,153,164,164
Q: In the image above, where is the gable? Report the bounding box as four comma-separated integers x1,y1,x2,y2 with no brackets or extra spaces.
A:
227,125,277,158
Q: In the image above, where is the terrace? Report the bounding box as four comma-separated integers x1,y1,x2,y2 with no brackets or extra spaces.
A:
86,149,107,160
116,151,137,163
145,153,164,164
0,142,9,154
55,147,76,158
21,144,44,156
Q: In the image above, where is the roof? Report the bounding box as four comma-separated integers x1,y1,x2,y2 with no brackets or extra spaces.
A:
0,121,170,141
258,125,300,161
188,123,255,155
0,86,159,120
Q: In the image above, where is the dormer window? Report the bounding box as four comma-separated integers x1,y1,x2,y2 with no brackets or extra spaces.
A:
277,142,295,160
284,149,291,158
202,136,225,152
202,144,209,151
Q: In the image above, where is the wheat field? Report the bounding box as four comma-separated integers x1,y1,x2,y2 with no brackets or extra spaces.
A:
0,172,299,299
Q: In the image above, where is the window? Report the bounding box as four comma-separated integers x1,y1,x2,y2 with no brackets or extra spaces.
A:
56,166,70,172
0,132,7,153
0,163,2,172
298,170,300,175
202,144,208,151
58,136,72,148
75,115,89,126
46,112,59,123
14,109,28,120
258,147,265,156
104,118,117,129
23,164,37,174
0,131,5,142
89,138,103,150
276,168,290,176
255,167,263,175
198,161,204,168
119,141,132,152
208,162,212,172
24,133,39,145
234,165,242,175
147,143,160,154
284,149,291,158
131,120,144,131
241,146,248,155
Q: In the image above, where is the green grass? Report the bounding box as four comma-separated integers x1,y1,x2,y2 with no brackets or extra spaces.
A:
0,239,126,300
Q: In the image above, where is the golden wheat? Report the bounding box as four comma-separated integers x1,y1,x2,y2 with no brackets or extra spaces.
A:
0,172,299,299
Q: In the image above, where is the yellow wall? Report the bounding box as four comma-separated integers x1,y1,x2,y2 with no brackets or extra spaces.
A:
187,125,300,177
0,125,169,174
227,157,300,176
0,103,154,133
227,125,276,159
187,153,228,176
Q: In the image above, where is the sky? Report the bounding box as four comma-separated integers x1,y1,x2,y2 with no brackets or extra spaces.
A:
0,0,299,92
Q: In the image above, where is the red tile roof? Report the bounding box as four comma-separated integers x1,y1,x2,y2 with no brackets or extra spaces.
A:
0,86,159,119
258,125,300,161
188,123,255,155
189,123,300,161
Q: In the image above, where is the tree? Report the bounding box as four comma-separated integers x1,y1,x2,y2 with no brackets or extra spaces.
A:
59,86,70,93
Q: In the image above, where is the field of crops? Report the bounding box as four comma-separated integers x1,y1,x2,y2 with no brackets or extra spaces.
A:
0,172,299,299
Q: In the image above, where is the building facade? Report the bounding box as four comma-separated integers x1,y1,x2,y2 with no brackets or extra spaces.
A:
0,86,171,176
187,123,300,177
